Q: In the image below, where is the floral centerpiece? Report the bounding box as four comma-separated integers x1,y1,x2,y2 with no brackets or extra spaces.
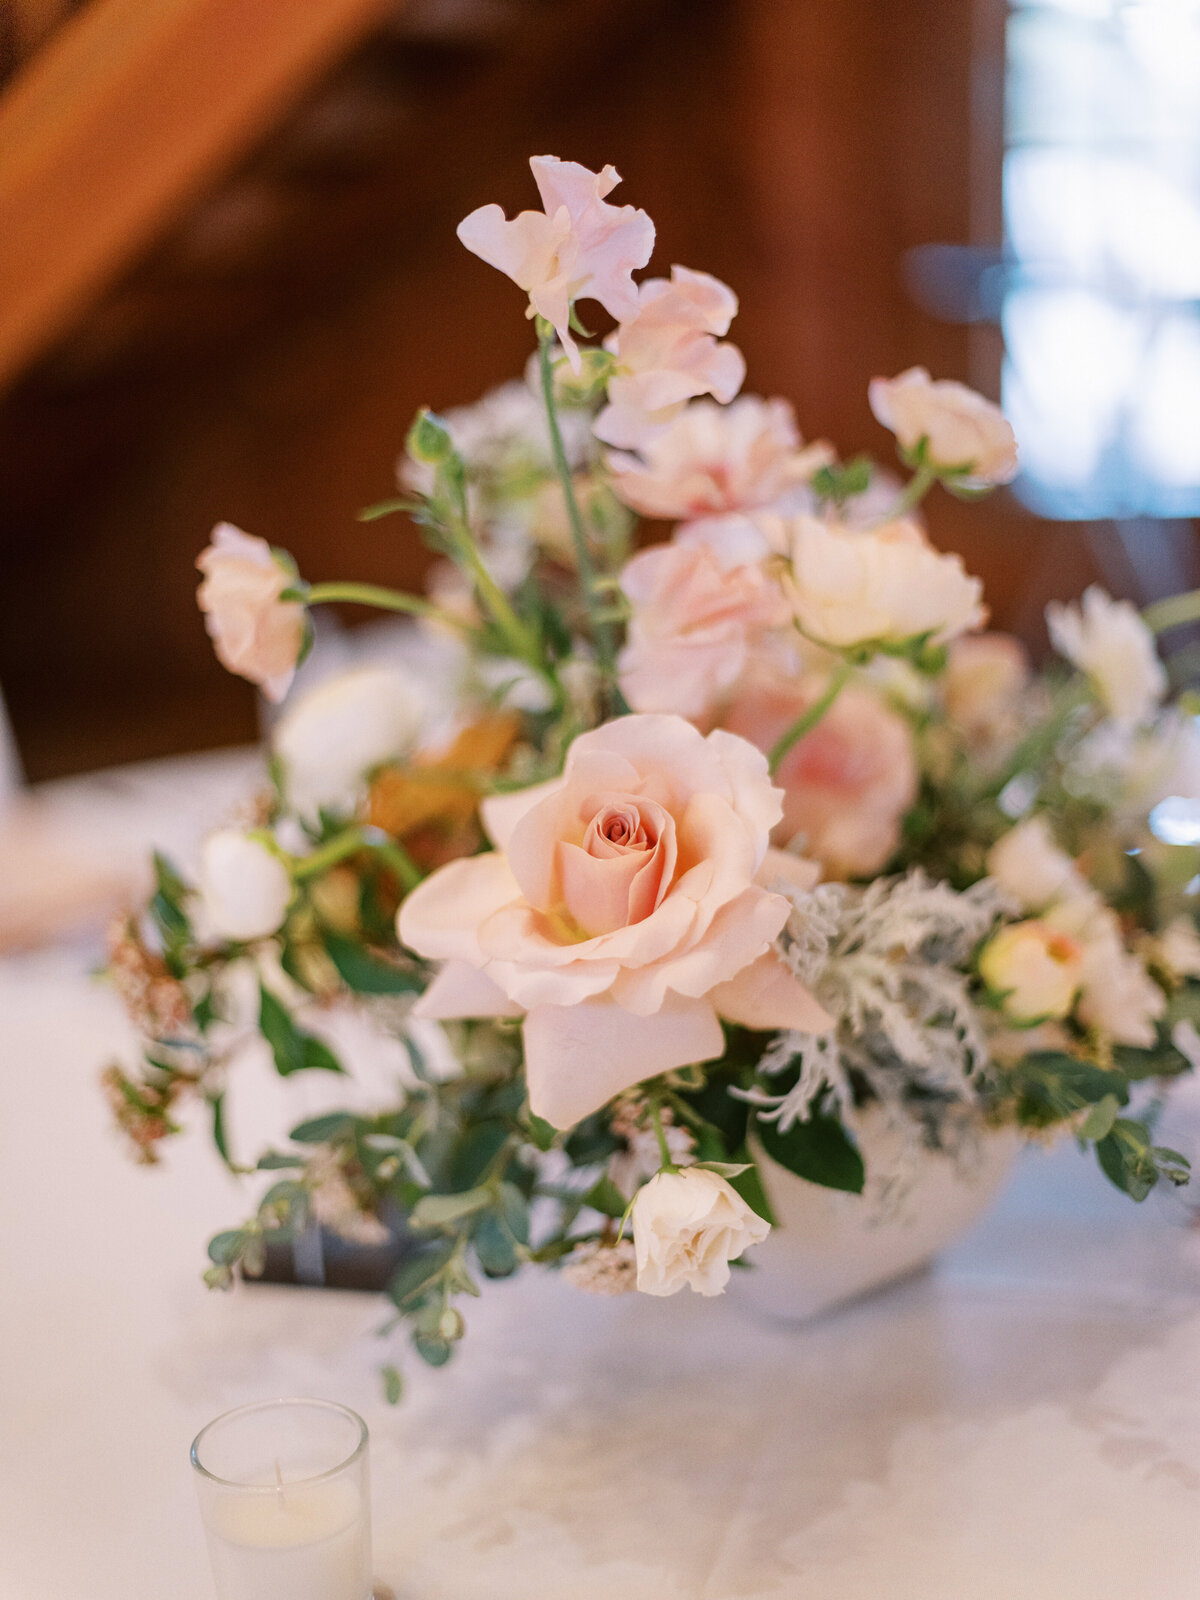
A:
104,156,1199,1380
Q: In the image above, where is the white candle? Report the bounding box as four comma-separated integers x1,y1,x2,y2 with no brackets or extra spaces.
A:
203,1478,371,1600
192,1399,373,1600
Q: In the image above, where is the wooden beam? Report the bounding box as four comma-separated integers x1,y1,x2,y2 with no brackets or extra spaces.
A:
0,0,395,395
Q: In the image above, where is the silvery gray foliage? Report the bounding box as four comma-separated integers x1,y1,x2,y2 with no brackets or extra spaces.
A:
747,870,1007,1139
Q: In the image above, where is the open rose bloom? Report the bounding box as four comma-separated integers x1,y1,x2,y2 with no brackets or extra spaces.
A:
110,153,1199,1371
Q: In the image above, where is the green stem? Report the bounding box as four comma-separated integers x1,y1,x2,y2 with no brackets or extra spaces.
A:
537,324,618,681
1143,589,1200,635
768,661,852,776
885,462,938,521
649,1102,677,1174
304,582,452,625
290,828,370,881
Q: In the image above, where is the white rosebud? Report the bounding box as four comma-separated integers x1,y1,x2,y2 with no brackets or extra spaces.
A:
978,919,1084,1023
868,367,1018,485
987,817,1083,912
1046,586,1166,728
199,829,292,942
632,1168,769,1298
274,666,424,820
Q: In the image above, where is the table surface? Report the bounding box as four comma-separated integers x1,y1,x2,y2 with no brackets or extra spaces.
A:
4,751,1200,1600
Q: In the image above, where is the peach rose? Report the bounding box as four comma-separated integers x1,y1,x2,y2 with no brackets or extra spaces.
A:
398,714,831,1128
722,670,918,878
869,367,1018,485
457,156,654,370
195,524,306,703
617,535,789,719
594,266,746,448
605,396,830,520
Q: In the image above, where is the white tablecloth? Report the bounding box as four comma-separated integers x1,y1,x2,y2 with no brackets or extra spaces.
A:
3,753,1200,1599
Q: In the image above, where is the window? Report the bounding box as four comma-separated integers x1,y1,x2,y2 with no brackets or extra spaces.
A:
1003,0,1200,518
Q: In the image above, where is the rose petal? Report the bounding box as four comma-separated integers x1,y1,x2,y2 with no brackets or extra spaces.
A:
397,853,520,963
413,960,522,1020
524,993,724,1128
709,950,833,1033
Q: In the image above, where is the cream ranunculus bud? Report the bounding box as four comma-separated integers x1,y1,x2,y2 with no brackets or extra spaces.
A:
978,920,1083,1023
195,523,307,703
986,817,1084,912
782,515,984,652
868,367,1018,485
274,665,425,820
1045,586,1167,728
199,829,292,942
632,1167,769,1297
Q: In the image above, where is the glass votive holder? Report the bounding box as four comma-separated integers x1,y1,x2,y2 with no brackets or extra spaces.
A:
191,1398,373,1600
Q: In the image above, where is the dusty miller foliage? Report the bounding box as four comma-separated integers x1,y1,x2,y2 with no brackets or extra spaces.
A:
747,870,1008,1152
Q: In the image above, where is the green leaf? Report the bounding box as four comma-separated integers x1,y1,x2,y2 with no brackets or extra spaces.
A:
406,408,454,465
210,1094,232,1169
259,985,345,1077
322,932,423,996
257,1150,303,1171
413,1333,453,1367
473,1213,518,1277
447,1121,509,1191
692,1161,753,1179
411,1188,492,1228
524,1113,557,1152
207,1230,246,1267
1010,1051,1130,1129
382,1364,404,1405
289,1112,356,1145
387,1239,456,1308
1096,1118,1165,1202
301,1034,345,1075
757,1109,865,1195
726,1145,778,1227
497,1181,531,1246
582,1175,629,1219
1077,1093,1121,1143
150,850,192,944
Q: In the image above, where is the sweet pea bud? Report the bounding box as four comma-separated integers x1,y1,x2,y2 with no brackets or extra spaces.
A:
406,408,454,466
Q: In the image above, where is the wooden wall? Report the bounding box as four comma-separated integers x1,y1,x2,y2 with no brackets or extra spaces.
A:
1,0,1190,779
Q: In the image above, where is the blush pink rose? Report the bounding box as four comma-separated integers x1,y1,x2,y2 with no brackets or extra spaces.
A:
606,396,831,520
594,266,747,448
195,524,306,703
398,714,831,1128
868,367,1018,486
456,156,654,371
617,534,789,720
722,671,918,878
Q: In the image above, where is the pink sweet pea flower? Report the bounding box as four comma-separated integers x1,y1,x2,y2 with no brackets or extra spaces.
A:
397,714,831,1129
605,395,831,519
617,532,789,720
594,266,747,448
456,156,655,370
195,524,306,703
868,367,1018,486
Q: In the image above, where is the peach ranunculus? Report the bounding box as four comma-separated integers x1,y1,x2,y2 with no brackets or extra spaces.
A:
868,367,1018,486
977,919,1084,1023
722,669,918,878
593,266,746,449
605,396,830,520
782,515,985,651
943,632,1031,754
456,156,654,371
617,534,789,720
195,523,307,703
397,714,832,1129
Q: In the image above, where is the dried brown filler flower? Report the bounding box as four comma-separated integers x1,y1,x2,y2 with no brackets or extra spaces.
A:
106,914,193,1038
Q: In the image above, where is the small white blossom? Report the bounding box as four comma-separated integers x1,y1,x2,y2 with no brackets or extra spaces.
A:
1046,586,1166,727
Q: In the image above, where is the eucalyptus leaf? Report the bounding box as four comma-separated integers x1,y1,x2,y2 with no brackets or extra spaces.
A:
411,1188,492,1228
387,1239,456,1308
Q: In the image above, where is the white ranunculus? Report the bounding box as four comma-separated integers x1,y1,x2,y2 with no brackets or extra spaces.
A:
1046,586,1166,728
199,830,292,942
782,515,984,651
632,1167,769,1297
1045,893,1165,1048
987,817,1083,912
978,919,1083,1023
868,367,1018,485
274,666,424,819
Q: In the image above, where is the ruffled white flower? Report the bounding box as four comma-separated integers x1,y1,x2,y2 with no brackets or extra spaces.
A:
274,666,425,820
869,367,1018,485
986,818,1084,912
198,830,292,942
1045,893,1165,1048
781,515,984,650
1046,586,1166,727
632,1168,769,1297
